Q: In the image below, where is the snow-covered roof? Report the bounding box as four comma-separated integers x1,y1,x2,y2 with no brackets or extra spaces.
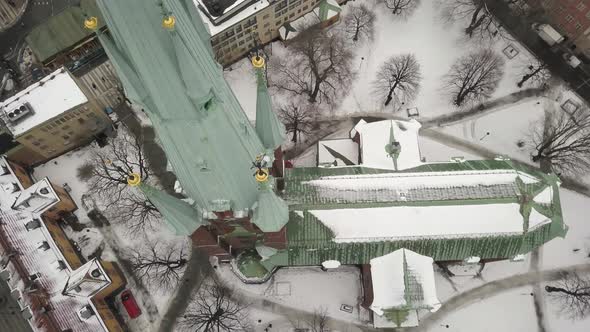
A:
314,0,341,21
279,10,321,41
194,0,270,36
304,169,539,192
534,186,553,204
317,138,359,166
309,203,550,243
370,249,440,315
0,156,110,332
0,67,88,137
354,119,423,170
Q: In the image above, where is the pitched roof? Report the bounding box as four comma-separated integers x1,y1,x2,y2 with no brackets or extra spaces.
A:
25,0,104,62
370,249,439,320
96,0,266,212
283,160,567,265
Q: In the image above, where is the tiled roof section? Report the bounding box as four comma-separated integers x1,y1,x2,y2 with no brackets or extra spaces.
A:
285,161,550,209
283,160,567,265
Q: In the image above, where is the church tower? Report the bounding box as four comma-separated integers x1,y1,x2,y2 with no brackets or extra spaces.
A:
87,0,288,242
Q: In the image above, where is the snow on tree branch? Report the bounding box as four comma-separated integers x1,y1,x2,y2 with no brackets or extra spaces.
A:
546,272,590,319
269,26,354,106
343,3,376,43
529,103,590,175
443,48,505,107
373,53,422,110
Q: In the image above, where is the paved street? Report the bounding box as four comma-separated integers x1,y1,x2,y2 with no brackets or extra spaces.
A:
0,0,26,30
0,278,33,332
0,0,78,60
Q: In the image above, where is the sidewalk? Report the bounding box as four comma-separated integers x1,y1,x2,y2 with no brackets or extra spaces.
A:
0,0,26,32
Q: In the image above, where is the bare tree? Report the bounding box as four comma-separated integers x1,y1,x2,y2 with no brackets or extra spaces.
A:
270,26,354,105
546,272,590,319
517,59,550,88
529,104,590,175
129,241,188,290
373,53,422,109
179,279,249,332
443,49,505,107
383,0,421,19
106,190,161,233
78,130,161,231
440,0,509,41
278,102,314,143
344,4,376,42
306,307,330,332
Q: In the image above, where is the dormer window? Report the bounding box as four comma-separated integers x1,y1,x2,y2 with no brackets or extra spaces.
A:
78,305,95,321
37,241,50,251
25,219,41,231
12,183,20,193
90,268,102,278
29,273,40,281
1,165,9,175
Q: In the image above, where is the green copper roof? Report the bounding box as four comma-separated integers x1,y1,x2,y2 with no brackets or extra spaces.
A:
138,183,205,235
317,0,341,21
251,180,289,232
96,0,267,212
255,64,286,150
26,0,104,62
283,160,567,265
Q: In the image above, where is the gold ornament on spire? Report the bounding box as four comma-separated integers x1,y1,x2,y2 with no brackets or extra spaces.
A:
255,168,269,182
84,16,98,30
252,56,265,68
162,15,176,30
127,173,141,186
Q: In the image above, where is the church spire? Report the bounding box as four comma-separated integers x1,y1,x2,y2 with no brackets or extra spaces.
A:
128,173,204,235
252,56,286,150
93,0,265,213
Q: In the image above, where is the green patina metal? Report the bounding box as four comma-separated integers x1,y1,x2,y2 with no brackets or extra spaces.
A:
384,121,401,170
283,160,567,265
95,0,287,234
97,0,263,213
251,178,289,232
383,309,411,328
237,250,269,279
137,183,205,235
254,63,286,150
26,0,104,62
317,0,342,21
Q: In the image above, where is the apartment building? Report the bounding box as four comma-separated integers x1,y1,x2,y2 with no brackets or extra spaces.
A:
0,156,126,332
0,67,112,166
195,0,344,66
24,0,123,110
526,0,590,58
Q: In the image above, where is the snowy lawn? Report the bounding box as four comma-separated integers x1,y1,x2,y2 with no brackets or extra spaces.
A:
223,0,544,120
216,264,367,326
438,96,545,164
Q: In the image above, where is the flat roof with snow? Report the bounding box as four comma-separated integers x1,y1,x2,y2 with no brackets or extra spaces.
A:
194,0,270,36
0,67,88,137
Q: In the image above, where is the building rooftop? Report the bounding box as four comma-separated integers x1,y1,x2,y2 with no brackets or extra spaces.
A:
0,68,88,137
0,157,110,332
194,0,270,36
25,0,105,63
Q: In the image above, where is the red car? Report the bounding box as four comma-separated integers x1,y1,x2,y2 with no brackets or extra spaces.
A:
120,289,142,319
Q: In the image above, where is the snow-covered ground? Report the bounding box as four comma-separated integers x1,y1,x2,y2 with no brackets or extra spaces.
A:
216,264,368,328
33,141,189,330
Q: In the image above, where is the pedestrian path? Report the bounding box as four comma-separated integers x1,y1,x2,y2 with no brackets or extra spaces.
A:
0,0,25,30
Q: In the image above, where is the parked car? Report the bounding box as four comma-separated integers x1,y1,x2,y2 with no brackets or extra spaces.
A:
120,290,142,319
